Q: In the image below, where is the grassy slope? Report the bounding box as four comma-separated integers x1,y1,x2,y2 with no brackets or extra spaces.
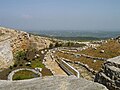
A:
55,40,120,72
55,52,104,71
79,40,120,58
62,40,120,59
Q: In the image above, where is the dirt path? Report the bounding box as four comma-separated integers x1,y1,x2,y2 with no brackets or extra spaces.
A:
44,51,67,76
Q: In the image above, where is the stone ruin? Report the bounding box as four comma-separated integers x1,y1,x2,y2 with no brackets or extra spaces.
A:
94,56,120,90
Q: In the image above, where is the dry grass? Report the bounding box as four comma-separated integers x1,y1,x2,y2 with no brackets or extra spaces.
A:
79,40,120,58
55,52,104,71
63,40,120,59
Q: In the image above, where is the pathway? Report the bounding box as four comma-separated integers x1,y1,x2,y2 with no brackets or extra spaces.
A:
43,50,67,76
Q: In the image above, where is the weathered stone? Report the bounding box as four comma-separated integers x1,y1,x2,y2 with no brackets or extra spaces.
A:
95,56,120,90
0,76,108,90
100,50,105,53
0,40,13,68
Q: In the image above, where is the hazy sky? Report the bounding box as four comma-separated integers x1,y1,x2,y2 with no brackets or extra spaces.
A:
0,0,120,31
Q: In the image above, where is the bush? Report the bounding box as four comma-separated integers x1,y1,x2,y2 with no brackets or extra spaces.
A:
15,51,26,60
9,66,13,69
13,64,17,67
49,43,54,49
55,42,63,47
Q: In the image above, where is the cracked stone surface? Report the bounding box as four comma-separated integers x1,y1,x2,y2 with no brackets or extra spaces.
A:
0,76,108,90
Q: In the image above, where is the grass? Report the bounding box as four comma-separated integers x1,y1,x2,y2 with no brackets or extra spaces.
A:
31,58,45,68
78,40,120,58
62,40,120,59
55,52,104,71
13,70,39,80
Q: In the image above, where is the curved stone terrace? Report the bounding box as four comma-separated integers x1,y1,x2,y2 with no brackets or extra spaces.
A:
8,68,42,81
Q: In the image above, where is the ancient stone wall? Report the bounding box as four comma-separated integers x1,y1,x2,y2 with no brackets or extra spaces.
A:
95,56,120,90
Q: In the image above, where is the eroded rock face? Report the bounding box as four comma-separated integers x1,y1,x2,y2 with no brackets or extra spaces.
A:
0,40,13,68
95,56,120,90
0,27,52,52
29,35,52,50
0,76,108,90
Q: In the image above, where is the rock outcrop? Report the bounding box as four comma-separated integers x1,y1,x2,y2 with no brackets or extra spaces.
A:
94,56,120,90
0,76,108,90
0,40,13,69
29,35,52,50
0,27,53,69
0,27,52,52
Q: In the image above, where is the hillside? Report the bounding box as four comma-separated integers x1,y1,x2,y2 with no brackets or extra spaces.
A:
0,27,56,80
1,27,120,90
54,38,120,82
0,27,52,52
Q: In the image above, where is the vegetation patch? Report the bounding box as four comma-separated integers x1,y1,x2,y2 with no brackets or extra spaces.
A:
78,40,120,58
13,70,39,80
31,58,45,68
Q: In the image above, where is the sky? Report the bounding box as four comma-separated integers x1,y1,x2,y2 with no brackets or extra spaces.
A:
0,0,120,31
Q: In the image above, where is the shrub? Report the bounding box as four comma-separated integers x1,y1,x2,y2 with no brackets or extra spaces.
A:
15,51,26,60
49,43,54,49
9,66,13,69
13,64,17,67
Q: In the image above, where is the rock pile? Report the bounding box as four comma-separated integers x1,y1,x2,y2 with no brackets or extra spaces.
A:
94,56,120,90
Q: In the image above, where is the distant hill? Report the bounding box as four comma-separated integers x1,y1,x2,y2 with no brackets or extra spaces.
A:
26,30,120,39
53,36,107,41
